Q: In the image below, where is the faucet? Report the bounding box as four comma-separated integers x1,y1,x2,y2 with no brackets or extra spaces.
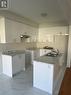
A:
57,49,59,54
51,48,59,54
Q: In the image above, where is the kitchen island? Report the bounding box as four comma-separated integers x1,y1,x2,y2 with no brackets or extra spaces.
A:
2,50,25,77
33,54,66,95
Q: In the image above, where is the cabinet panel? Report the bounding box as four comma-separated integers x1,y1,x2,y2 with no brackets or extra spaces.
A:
12,54,25,74
5,19,38,43
33,61,54,94
2,55,12,77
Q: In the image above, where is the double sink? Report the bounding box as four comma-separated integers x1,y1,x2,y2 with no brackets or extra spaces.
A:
45,50,60,57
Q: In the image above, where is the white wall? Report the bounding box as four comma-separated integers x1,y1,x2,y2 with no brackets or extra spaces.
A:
67,26,71,67
38,26,68,66
0,17,6,43
0,17,69,71
0,18,38,73
0,17,6,73
5,18,38,43
38,26,68,53
0,18,38,51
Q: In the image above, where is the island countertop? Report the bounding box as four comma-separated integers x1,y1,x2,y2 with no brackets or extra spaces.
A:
2,50,26,56
33,53,66,95
34,54,63,65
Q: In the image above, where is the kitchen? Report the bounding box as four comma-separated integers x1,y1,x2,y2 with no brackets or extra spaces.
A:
0,17,69,95
0,0,71,95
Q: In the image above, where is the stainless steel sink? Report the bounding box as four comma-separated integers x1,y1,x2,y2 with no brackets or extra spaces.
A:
45,53,58,57
45,51,59,57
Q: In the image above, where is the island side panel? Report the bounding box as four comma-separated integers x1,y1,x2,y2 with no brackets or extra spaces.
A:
2,55,12,77
33,61,54,94
53,56,66,95
12,54,25,75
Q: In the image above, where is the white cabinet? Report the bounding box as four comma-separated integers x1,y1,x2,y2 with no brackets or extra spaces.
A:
33,58,66,95
2,54,25,77
33,61,54,94
5,18,38,43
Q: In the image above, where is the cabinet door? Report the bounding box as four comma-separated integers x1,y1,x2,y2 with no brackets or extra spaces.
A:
33,61,54,94
2,55,12,77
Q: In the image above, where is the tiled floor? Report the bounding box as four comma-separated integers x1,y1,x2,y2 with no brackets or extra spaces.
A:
0,66,48,95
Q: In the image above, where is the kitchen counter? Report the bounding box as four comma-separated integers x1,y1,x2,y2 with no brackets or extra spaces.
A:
26,48,52,63
2,50,26,56
34,53,62,65
2,50,25,77
33,53,66,95
26,48,42,51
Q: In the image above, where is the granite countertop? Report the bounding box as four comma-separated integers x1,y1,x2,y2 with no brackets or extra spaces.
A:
2,50,26,56
26,48,42,50
34,54,63,64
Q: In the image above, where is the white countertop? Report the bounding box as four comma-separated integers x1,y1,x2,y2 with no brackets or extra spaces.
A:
34,54,62,64
2,50,26,56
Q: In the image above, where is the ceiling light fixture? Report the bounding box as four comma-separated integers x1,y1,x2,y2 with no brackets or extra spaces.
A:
41,13,48,17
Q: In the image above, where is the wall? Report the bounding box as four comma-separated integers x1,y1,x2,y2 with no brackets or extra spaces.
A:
0,17,6,43
0,17,38,73
5,18,38,43
38,26,68,52
67,26,71,67
38,26,68,65
0,17,69,71
0,43,37,52
0,17,6,73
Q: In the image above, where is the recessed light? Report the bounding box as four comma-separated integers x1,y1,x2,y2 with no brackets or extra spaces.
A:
41,13,48,17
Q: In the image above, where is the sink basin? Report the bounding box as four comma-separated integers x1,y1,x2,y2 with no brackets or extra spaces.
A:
45,52,59,57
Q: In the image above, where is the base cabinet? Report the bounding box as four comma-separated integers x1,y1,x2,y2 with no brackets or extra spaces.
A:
2,54,25,77
33,61,66,95
33,61,53,94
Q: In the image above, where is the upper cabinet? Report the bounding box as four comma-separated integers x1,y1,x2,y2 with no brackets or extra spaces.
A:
5,18,38,43
0,18,38,43
38,26,68,42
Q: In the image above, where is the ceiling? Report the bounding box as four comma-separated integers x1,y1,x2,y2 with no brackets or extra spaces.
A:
8,0,71,25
